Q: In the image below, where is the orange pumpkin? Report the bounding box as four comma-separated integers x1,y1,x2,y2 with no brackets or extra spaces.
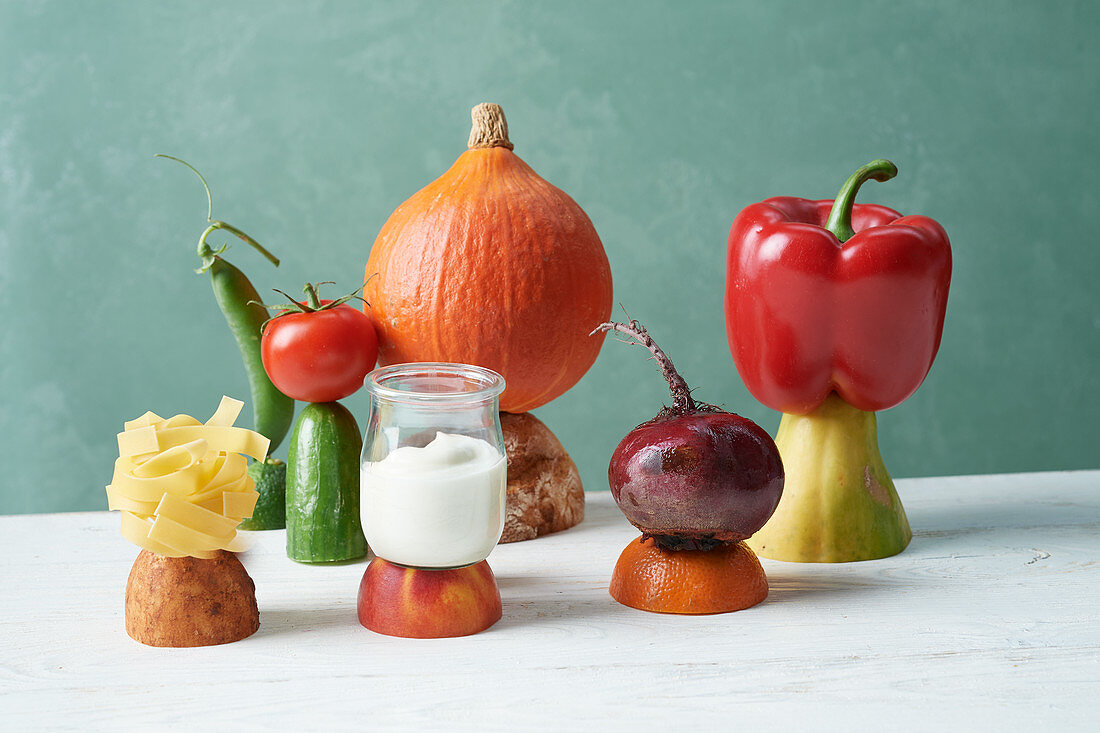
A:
363,103,614,413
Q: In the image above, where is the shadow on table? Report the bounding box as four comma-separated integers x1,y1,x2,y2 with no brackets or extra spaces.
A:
493,597,618,630
764,574,889,605
493,573,618,629
493,573,553,591
255,606,359,638
494,575,892,624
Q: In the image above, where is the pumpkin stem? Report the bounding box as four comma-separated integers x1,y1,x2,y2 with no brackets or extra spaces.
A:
468,103,514,151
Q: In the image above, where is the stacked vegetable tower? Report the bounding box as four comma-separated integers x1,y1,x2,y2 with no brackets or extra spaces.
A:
159,155,378,563
356,363,509,638
106,396,266,646
258,282,379,563
156,154,295,533
596,320,783,614
363,103,614,541
725,160,952,562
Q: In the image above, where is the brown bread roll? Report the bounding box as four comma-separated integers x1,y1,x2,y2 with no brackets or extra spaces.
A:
500,412,584,543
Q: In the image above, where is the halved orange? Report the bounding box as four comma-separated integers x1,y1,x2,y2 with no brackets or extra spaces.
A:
610,536,768,614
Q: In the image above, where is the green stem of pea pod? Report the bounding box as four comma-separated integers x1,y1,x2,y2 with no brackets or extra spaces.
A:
156,153,296,468
156,154,281,270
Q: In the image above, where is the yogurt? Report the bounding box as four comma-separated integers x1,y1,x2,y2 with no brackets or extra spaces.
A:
361,432,506,569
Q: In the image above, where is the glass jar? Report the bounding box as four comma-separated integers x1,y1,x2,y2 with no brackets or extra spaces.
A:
360,363,507,569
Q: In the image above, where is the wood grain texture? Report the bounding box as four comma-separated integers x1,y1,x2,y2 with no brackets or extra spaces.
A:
1,471,1098,731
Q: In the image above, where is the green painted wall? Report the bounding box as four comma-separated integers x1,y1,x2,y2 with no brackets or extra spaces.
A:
2,0,1097,514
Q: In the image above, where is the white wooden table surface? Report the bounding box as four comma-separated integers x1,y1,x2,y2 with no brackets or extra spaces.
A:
2,471,1098,731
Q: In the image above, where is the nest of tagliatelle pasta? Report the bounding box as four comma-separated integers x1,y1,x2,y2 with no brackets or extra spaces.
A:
106,396,267,647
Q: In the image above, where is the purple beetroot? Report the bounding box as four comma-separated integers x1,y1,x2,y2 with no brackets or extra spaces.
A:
593,319,784,551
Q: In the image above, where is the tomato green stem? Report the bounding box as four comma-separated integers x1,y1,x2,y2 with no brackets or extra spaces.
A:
824,159,898,243
255,282,365,332
303,282,322,310
259,283,360,317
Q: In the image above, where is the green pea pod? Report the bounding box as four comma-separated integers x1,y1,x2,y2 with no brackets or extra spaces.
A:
158,155,296,530
206,254,295,451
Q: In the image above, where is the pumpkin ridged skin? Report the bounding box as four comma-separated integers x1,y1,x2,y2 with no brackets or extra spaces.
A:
364,108,613,413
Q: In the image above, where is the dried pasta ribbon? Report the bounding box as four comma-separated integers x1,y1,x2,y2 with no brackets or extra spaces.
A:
106,396,270,559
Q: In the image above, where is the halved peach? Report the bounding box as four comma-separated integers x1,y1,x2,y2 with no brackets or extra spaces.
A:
358,558,502,638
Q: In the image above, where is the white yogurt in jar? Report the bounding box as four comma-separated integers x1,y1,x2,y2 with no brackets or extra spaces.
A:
360,432,506,569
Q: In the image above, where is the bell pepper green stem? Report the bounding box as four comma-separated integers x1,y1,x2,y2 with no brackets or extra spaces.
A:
825,159,898,243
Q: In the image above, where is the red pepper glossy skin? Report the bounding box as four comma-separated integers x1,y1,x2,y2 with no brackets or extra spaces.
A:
726,197,951,414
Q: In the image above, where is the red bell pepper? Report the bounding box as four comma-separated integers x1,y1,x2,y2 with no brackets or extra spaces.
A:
725,160,952,563
725,159,951,415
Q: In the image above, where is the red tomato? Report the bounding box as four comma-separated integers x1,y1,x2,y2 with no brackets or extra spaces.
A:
261,300,379,403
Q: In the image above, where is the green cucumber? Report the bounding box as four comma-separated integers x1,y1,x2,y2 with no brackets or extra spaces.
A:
285,402,368,563
240,458,287,531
